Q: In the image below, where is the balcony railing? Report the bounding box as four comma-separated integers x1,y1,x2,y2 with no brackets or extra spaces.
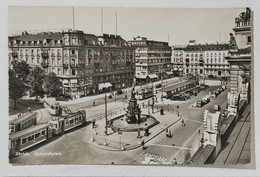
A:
12,52,18,58
41,62,49,67
63,63,69,68
41,53,49,59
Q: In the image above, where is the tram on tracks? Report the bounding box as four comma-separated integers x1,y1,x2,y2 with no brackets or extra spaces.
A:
9,112,37,134
43,98,60,115
137,87,153,100
9,110,86,157
49,110,86,135
9,123,50,156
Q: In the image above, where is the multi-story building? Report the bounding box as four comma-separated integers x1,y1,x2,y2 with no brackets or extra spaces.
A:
8,30,135,98
171,45,186,76
172,41,230,77
128,36,172,84
225,8,251,99
203,44,230,76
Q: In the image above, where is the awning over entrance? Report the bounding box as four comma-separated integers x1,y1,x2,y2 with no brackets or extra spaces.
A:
178,68,183,71
173,68,178,71
166,71,173,75
136,75,147,79
70,79,78,84
99,82,112,90
148,74,158,79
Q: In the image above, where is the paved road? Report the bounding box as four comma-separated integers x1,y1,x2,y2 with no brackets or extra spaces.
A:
10,84,228,165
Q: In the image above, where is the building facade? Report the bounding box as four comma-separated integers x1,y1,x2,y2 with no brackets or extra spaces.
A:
171,45,186,76
8,30,135,98
225,8,251,105
172,41,230,77
128,36,172,84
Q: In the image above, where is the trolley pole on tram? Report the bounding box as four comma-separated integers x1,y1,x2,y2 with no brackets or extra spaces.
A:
105,93,108,135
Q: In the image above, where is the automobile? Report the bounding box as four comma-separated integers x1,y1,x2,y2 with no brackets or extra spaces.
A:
214,104,221,111
200,84,209,91
208,74,216,79
184,91,192,97
180,92,190,99
108,94,113,99
202,96,210,104
155,84,162,88
193,89,198,96
196,100,204,107
222,109,228,118
222,85,227,90
115,89,123,95
170,95,186,101
186,90,194,96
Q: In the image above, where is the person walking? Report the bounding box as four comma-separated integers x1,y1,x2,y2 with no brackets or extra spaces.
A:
28,107,31,112
181,118,186,126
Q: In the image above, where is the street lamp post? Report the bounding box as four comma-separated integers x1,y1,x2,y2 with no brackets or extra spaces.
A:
105,92,108,135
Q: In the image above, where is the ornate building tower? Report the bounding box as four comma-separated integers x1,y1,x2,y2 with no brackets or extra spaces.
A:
225,8,252,115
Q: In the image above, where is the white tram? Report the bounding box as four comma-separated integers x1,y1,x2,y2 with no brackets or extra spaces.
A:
44,98,60,115
50,110,86,135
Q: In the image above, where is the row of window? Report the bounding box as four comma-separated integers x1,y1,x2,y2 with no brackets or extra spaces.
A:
21,129,46,145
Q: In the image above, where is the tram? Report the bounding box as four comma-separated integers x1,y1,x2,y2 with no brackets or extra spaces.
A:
44,98,60,115
9,110,86,157
9,123,50,156
9,112,37,134
49,110,86,135
137,87,153,100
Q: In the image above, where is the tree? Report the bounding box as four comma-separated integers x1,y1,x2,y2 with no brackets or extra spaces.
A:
43,73,62,97
13,60,31,83
28,67,45,98
9,69,26,109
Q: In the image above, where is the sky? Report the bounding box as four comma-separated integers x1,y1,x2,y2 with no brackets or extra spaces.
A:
8,6,244,45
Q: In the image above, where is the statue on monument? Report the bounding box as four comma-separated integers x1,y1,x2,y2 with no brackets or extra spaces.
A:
229,33,237,50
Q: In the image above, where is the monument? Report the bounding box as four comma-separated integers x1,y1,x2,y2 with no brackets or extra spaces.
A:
125,87,142,124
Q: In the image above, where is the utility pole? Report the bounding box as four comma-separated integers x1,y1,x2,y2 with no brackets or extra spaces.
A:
101,8,103,34
105,92,108,135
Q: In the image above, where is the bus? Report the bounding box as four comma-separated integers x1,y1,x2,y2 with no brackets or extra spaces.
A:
44,98,60,115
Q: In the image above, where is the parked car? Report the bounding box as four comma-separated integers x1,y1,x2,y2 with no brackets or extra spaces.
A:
155,84,162,88
222,109,228,118
170,95,186,101
196,100,204,107
115,89,123,95
202,96,210,104
180,92,190,99
208,74,216,79
214,104,221,111
200,84,209,91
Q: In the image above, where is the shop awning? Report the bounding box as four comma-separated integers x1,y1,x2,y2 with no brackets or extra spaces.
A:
166,71,173,75
173,68,178,71
148,74,158,79
62,79,68,84
178,68,183,71
136,75,147,79
99,82,112,90
70,79,78,84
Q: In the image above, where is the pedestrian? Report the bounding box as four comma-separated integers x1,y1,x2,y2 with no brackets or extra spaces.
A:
141,139,145,150
92,120,96,128
181,118,186,126
28,107,31,112
173,158,177,164
93,100,96,106
143,103,145,109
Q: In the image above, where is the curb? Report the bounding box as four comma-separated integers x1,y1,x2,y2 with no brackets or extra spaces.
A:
91,116,182,151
